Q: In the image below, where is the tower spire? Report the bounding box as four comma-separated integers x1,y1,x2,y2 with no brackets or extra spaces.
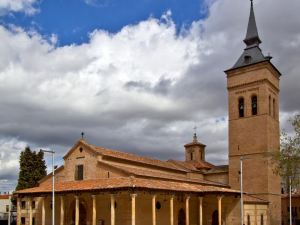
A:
244,0,261,47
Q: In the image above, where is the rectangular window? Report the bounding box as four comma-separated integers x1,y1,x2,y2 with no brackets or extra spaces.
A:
32,201,35,209
6,205,9,212
75,165,84,180
32,217,35,225
21,201,26,209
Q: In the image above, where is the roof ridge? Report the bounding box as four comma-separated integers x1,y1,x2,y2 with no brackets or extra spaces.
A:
88,143,187,172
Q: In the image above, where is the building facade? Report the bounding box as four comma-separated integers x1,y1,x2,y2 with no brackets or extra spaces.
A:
15,1,282,225
0,194,10,223
225,1,282,225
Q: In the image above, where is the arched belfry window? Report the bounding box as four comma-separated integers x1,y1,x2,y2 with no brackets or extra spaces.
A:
273,98,276,118
251,95,258,115
238,97,245,118
269,96,271,116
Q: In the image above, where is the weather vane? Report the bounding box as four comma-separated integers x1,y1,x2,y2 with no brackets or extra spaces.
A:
81,132,85,139
193,125,197,134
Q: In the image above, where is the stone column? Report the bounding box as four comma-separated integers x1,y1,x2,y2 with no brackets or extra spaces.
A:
170,196,174,225
75,196,80,225
185,196,190,225
29,199,33,225
17,198,21,225
42,197,46,225
60,196,64,225
131,194,137,225
152,195,156,225
92,195,97,225
199,197,203,225
111,194,115,225
217,196,223,225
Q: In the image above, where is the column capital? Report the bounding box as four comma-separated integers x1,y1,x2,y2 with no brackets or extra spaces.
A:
75,195,79,200
185,195,190,200
217,195,224,200
91,194,96,199
130,193,137,198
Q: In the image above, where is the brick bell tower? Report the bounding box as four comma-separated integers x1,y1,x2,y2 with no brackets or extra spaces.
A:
225,1,281,224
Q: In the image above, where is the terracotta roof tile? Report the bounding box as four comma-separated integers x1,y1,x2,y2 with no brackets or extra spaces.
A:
168,160,214,170
84,141,187,172
106,163,226,187
15,177,239,195
243,194,269,204
0,195,9,199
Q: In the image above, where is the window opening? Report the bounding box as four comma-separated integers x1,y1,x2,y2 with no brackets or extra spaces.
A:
75,165,84,180
238,98,245,118
273,98,276,118
252,95,258,115
269,96,271,115
261,214,264,225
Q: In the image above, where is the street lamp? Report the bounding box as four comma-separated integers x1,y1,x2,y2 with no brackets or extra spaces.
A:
41,149,55,225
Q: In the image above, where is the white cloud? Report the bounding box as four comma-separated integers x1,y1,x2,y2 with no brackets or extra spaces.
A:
84,0,110,7
0,0,38,15
0,0,300,186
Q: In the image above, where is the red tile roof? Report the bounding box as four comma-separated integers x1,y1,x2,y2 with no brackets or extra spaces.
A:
15,177,239,195
243,194,269,204
102,162,226,187
91,145,186,172
0,195,9,199
168,160,215,170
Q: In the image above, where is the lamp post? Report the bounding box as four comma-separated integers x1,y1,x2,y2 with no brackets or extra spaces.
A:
41,149,55,225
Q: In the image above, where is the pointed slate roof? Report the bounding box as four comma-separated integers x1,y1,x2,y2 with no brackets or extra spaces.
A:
243,0,261,46
231,0,271,70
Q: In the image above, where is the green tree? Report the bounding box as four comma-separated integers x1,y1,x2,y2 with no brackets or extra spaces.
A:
16,146,47,191
272,115,300,192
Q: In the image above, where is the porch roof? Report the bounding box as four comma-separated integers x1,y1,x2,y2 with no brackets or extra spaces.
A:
15,177,240,196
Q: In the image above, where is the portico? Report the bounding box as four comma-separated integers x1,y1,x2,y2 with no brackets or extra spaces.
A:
16,177,239,225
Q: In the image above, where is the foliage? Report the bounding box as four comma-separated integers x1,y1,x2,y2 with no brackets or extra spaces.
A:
16,146,47,191
272,115,300,192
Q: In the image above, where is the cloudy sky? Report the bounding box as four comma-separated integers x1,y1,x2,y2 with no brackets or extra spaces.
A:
0,0,299,192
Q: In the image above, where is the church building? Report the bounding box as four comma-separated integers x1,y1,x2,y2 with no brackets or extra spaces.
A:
15,1,282,225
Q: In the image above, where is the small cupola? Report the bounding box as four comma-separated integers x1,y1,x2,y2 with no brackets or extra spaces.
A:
184,133,206,162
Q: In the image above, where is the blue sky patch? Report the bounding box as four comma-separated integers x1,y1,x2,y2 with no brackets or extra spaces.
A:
1,0,206,46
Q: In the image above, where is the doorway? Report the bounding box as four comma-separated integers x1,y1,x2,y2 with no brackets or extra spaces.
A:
212,210,218,225
178,208,186,225
71,201,87,225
